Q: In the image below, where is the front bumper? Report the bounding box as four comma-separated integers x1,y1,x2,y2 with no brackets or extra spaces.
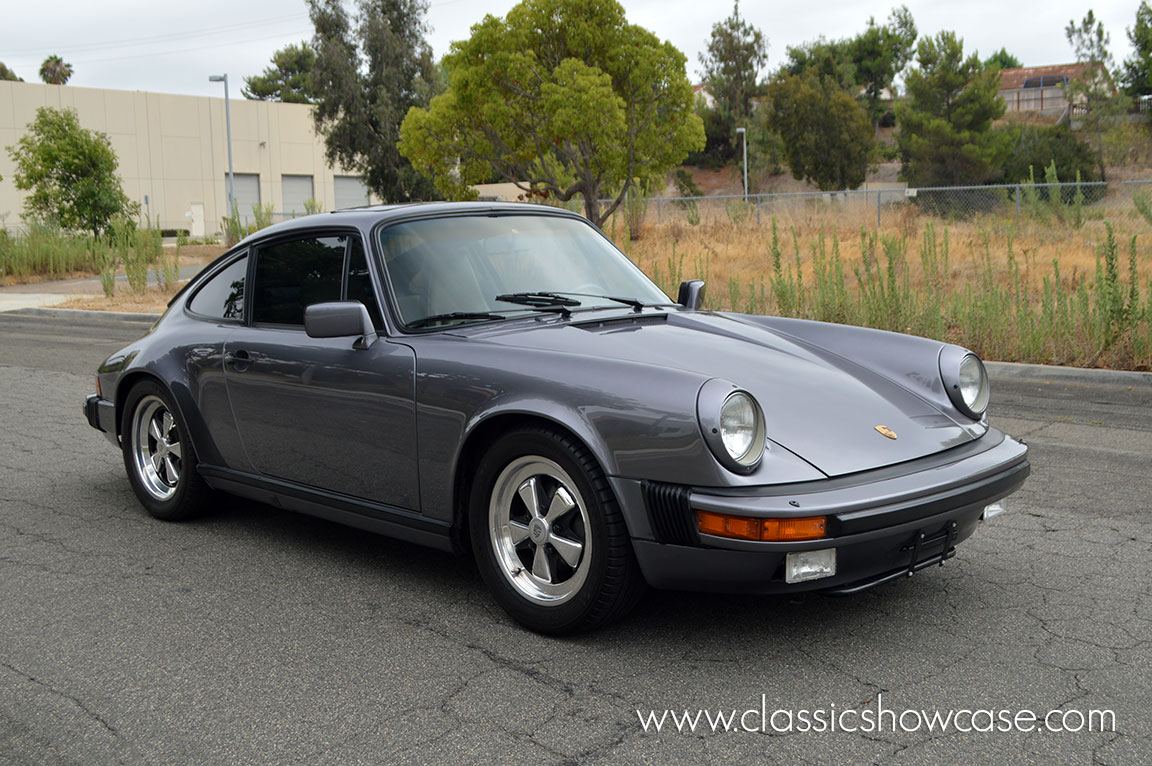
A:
623,429,1029,595
84,393,120,446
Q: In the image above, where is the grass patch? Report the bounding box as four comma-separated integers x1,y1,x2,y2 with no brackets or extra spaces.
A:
622,212,1152,370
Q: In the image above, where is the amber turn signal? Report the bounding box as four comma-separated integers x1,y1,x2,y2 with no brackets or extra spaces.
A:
696,511,827,542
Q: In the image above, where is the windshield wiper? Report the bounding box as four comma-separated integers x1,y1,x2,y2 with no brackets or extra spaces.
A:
407,312,507,329
535,292,651,312
495,292,581,318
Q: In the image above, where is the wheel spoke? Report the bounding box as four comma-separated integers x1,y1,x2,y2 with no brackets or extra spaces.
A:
548,533,583,568
149,419,163,443
162,412,175,439
544,486,576,524
531,543,553,582
150,452,164,473
163,455,179,484
167,441,183,460
517,477,541,519
507,520,530,544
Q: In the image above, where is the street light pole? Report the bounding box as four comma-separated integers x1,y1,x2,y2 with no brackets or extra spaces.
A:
735,126,747,201
209,74,235,220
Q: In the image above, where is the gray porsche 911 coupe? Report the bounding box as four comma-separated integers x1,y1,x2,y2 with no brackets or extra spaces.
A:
84,202,1029,634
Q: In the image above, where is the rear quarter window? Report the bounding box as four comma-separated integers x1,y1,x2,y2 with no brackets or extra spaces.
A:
188,255,247,320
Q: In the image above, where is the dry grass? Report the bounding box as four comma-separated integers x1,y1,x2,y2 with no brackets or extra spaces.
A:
60,284,186,314
606,190,1152,370
613,203,1152,300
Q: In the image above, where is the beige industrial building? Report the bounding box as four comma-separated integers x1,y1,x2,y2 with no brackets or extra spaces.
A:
0,80,378,236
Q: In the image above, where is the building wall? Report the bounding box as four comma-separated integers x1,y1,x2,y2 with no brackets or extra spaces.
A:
0,81,376,234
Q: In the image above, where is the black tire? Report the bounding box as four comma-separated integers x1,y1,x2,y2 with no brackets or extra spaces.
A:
120,380,212,521
469,426,646,634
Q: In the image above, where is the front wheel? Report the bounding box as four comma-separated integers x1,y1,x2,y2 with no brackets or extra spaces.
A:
121,381,211,521
470,427,645,634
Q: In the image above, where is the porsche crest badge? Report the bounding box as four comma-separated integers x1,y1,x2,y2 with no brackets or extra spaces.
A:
874,425,898,440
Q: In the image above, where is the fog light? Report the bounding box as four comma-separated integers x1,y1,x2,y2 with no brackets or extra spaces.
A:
981,501,1006,521
785,548,836,583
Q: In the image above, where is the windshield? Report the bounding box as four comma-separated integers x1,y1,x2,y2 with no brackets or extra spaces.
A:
376,214,671,327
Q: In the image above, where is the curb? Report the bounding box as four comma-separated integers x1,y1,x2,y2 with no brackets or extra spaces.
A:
2,307,161,323
985,360,1152,388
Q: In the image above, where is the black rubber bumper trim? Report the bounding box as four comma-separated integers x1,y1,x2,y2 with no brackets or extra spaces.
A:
833,460,1030,535
641,481,698,546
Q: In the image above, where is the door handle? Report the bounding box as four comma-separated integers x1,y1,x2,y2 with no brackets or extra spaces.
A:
224,349,251,370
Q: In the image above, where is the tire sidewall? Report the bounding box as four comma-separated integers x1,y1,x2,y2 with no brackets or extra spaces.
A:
470,429,614,633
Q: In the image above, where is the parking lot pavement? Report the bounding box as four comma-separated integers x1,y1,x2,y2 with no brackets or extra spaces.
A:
1,311,1149,764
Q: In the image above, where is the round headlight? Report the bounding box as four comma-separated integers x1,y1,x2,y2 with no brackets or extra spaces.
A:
940,347,990,419
719,391,765,467
957,354,989,414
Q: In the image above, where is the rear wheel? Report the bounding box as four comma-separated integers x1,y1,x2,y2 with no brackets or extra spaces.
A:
470,427,645,634
121,381,211,521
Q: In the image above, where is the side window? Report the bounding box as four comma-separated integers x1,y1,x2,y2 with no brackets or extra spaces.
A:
346,237,384,330
252,235,346,326
188,255,247,320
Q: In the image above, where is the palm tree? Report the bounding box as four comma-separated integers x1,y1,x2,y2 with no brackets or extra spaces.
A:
39,55,73,85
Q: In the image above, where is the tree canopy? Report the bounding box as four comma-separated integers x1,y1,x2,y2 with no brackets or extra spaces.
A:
0,61,21,81
6,107,134,235
781,6,916,128
1065,10,1127,180
39,55,73,85
765,72,874,190
398,0,704,227
1123,2,1152,97
308,0,441,203
243,42,317,104
698,1,767,121
983,47,1022,71
895,31,1013,187
849,6,917,126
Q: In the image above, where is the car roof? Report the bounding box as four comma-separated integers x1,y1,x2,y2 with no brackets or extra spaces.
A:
240,201,585,243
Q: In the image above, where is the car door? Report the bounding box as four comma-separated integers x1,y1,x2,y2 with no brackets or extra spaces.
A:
222,229,420,511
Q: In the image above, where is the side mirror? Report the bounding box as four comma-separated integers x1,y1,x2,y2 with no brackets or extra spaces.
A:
304,301,377,349
677,279,706,310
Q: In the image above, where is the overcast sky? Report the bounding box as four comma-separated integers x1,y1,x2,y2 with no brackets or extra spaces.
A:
0,0,1144,98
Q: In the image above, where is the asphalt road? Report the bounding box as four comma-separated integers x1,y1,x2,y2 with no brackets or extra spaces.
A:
1,311,1149,765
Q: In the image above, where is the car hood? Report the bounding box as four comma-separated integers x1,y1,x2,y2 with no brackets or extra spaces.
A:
475,310,973,477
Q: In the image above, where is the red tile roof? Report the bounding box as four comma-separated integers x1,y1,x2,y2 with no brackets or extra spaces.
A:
998,63,1090,90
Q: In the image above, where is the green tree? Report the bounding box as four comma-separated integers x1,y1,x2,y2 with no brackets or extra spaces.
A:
6,107,134,235
308,0,441,203
983,47,1023,70
1064,10,1128,180
849,6,918,128
243,42,316,103
895,31,1013,186
781,39,857,90
1001,123,1099,183
0,61,22,81
698,1,767,121
1122,2,1152,96
399,0,704,227
765,72,874,190
38,55,73,85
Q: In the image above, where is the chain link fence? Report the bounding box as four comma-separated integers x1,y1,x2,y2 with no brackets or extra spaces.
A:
607,180,1152,231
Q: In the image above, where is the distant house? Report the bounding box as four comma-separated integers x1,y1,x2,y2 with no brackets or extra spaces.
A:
693,84,715,109
997,63,1091,115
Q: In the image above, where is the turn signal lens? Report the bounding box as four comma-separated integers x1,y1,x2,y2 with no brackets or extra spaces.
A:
761,516,827,541
696,511,827,542
95,375,101,397
696,510,761,541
